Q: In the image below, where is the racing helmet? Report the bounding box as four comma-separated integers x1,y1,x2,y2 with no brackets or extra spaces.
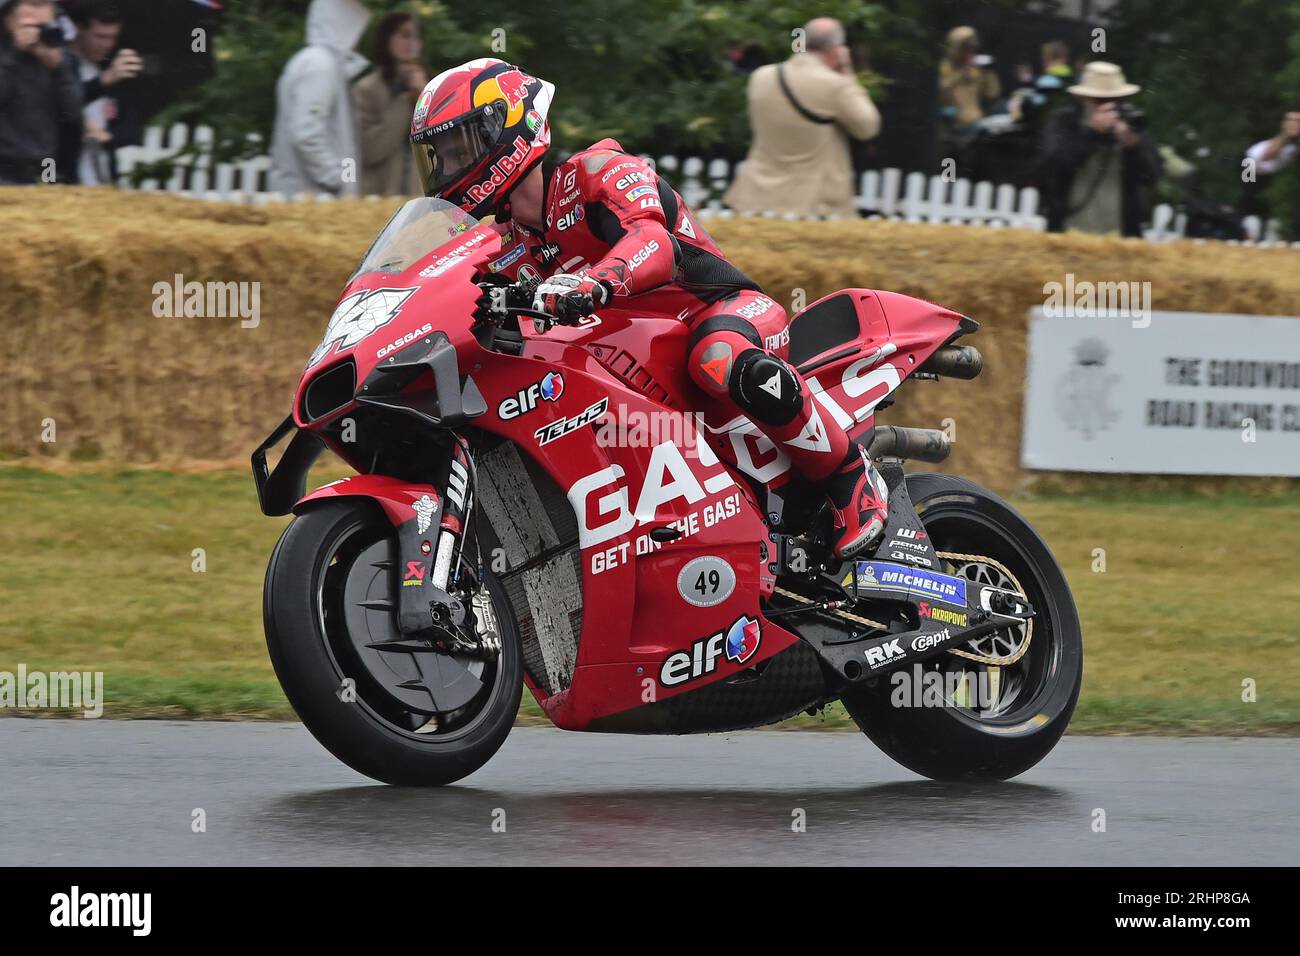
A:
409,58,554,218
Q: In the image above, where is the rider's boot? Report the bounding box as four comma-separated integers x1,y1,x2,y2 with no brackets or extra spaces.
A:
826,439,889,559
709,349,889,559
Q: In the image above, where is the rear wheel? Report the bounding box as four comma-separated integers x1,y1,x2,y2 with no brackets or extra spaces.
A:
263,499,522,785
841,473,1082,781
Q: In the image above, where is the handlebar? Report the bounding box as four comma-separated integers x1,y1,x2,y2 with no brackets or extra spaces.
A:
474,278,576,329
504,306,560,323
475,279,594,332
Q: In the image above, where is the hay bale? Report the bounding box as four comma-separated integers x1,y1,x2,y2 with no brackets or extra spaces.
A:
4,188,1298,495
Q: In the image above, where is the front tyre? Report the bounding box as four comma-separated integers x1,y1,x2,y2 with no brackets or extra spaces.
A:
841,473,1082,781
263,499,522,785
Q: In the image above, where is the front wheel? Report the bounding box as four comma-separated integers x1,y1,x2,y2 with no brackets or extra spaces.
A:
263,499,522,785
841,473,1082,781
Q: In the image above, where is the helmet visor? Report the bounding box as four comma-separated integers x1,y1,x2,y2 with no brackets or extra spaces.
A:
412,106,506,198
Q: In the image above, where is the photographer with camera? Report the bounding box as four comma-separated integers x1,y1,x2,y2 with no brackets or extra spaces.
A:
1245,111,1300,237
938,27,1000,130
1036,61,1160,237
60,0,141,185
1248,111,1300,171
0,0,82,184
936,26,1007,182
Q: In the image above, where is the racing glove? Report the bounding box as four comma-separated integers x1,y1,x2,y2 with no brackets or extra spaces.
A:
532,273,611,324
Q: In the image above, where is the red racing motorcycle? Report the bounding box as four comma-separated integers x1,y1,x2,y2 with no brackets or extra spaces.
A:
253,198,1082,785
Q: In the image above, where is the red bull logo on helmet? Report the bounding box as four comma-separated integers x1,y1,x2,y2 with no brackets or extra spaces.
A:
465,135,532,205
496,69,532,107
474,68,537,127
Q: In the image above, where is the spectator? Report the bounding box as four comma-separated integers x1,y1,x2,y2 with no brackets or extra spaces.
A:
1010,41,1074,132
1245,111,1300,237
269,0,370,197
1036,41,1074,92
0,0,82,185
726,42,767,76
1036,61,1161,238
937,25,1000,151
724,17,880,218
62,0,140,185
352,11,426,197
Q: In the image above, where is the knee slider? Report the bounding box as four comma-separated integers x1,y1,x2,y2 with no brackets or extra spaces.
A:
733,351,803,426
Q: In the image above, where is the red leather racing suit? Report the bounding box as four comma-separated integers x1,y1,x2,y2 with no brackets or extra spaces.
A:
495,138,850,481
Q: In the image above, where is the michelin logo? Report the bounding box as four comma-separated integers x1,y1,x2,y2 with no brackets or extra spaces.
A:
855,561,967,604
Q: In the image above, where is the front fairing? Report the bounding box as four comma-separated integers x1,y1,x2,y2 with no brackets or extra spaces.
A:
292,199,506,431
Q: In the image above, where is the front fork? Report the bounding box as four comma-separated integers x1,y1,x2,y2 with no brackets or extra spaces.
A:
395,437,477,641
432,439,473,590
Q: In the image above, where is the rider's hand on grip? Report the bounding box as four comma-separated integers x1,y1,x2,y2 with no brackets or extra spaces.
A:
533,274,610,325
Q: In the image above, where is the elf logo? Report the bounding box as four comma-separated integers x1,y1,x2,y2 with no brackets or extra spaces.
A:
556,206,585,231
726,615,761,664
660,615,761,687
864,638,904,669
498,372,565,419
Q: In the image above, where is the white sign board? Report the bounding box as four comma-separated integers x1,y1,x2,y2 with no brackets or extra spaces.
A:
1021,309,1300,475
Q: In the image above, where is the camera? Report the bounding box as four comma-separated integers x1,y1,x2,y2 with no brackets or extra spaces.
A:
38,22,66,47
1116,102,1146,130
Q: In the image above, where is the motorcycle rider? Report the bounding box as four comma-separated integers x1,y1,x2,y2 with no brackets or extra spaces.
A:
409,58,889,557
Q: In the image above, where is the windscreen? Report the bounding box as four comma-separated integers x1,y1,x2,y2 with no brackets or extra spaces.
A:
349,197,481,283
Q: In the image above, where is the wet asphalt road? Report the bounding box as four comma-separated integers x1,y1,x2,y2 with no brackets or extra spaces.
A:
1,720,1294,866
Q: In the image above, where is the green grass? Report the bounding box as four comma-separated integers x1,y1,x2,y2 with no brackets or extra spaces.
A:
2,467,1297,734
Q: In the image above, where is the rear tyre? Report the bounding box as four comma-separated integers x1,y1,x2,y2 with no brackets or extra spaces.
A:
841,473,1082,781
264,499,522,785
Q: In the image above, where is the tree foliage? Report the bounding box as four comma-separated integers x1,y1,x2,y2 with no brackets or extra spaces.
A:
167,0,899,158
164,0,1298,227
1103,0,1298,228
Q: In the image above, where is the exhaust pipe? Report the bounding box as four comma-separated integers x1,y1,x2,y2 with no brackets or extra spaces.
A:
870,426,951,463
920,344,983,379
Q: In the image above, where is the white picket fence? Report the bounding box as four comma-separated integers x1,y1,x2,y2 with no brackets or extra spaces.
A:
655,156,1047,229
117,124,1289,244
116,124,275,201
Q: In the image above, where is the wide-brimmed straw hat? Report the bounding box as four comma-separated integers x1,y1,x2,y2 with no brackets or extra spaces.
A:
1068,61,1140,98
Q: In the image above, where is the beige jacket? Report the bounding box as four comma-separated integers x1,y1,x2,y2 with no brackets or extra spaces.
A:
352,69,422,197
938,60,1000,128
725,53,880,218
